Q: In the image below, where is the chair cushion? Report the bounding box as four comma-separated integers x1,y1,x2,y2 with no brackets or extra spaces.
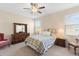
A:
0,41,9,46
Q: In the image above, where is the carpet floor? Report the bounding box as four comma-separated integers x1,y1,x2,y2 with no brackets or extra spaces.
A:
0,42,78,56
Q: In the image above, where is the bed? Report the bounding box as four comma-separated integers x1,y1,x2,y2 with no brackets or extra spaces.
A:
25,31,56,54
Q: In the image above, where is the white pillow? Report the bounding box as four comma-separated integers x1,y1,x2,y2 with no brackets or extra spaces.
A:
41,31,51,36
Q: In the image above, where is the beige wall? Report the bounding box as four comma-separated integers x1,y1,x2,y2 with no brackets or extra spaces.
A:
0,10,34,40
39,6,79,38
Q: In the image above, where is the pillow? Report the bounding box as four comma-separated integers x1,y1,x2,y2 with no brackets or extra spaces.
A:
41,31,51,36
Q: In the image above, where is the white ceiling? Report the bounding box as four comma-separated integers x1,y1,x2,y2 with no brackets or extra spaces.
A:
0,3,79,18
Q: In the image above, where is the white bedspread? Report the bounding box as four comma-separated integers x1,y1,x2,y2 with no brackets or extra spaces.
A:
31,34,55,51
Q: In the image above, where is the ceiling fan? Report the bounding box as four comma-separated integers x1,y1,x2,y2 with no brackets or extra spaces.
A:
23,3,45,14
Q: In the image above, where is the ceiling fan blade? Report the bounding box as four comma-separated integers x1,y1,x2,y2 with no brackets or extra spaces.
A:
31,3,38,7
31,3,36,6
23,8,30,9
31,3,33,6
39,6,45,9
38,11,42,14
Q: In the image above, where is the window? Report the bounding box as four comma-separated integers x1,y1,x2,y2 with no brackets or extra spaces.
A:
34,19,42,33
65,13,79,36
65,25,79,35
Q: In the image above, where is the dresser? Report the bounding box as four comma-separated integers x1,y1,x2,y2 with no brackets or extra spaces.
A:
11,33,29,44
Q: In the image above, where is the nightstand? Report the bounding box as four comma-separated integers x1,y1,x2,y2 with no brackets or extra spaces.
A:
55,38,66,47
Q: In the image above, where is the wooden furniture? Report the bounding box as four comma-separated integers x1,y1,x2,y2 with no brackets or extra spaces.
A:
67,39,79,55
11,33,29,44
55,38,66,47
11,23,30,44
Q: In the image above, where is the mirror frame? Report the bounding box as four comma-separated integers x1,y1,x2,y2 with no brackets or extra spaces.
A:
13,23,27,34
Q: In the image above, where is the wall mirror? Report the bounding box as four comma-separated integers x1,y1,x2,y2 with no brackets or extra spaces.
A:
14,23,27,34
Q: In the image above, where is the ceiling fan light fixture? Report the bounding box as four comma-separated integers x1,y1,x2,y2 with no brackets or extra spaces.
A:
23,3,45,14
32,6,38,12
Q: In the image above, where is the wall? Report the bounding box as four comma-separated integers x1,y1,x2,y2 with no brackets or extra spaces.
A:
0,10,34,40
39,6,79,38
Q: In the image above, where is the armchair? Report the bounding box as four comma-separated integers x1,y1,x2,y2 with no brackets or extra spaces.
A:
0,33,10,47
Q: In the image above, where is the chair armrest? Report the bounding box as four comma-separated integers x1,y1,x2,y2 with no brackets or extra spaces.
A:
4,39,11,45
